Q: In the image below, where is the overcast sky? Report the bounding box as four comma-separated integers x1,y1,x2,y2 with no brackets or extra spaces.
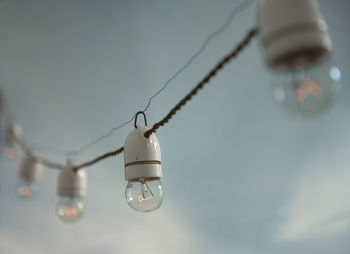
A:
0,0,350,253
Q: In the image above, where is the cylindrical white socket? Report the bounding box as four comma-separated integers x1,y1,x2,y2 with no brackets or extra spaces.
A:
57,165,87,199
5,125,22,147
124,125,162,182
17,156,44,183
259,0,332,70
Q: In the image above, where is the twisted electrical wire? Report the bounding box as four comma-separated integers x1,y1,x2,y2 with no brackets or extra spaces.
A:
0,27,257,172
73,27,258,170
68,0,256,157
0,94,64,170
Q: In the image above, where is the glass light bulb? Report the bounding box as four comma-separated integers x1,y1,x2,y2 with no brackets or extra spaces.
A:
125,178,163,212
56,197,84,223
5,147,16,160
272,57,341,115
16,178,38,198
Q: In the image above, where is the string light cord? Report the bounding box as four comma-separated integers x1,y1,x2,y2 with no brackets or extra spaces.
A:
68,0,257,157
74,147,124,171
72,27,258,171
141,0,256,114
144,28,259,138
0,95,64,170
0,27,257,172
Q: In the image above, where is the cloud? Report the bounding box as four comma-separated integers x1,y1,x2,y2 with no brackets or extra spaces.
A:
77,209,198,254
0,178,198,254
277,156,350,241
0,232,46,254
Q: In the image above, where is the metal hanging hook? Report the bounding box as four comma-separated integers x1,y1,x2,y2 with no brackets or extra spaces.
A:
134,111,148,128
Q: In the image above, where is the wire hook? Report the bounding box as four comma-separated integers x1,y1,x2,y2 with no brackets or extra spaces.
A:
134,111,147,128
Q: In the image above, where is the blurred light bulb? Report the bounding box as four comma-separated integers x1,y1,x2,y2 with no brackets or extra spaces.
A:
16,178,38,198
56,164,86,223
259,0,340,115
16,156,44,198
56,197,85,223
5,147,16,160
125,178,163,212
272,57,341,115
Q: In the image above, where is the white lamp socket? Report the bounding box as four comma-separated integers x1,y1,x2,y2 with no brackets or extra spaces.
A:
259,0,332,70
57,164,87,198
124,125,162,182
17,156,44,183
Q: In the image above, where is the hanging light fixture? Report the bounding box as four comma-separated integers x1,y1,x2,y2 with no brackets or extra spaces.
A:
16,155,44,198
56,164,86,223
124,112,163,212
259,0,341,115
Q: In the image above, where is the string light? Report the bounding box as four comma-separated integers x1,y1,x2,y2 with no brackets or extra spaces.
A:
66,0,257,157
0,0,342,221
0,24,257,218
56,164,87,223
68,27,258,173
259,0,341,115
124,113,163,212
16,155,44,198
1,26,257,218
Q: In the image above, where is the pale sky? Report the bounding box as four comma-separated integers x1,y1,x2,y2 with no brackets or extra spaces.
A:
0,0,350,253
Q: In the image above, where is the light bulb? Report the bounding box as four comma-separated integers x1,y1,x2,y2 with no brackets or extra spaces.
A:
56,197,85,223
16,156,44,198
125,178,163,212
124,123,164,212
259,0,340,115
16,178,38,198
56,164,87,223
5,147,16,160
272,57,341,115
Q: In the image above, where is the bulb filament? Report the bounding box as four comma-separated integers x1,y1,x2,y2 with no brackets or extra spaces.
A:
138,195,152,202
58,208,79,216
138,179,154,203
5,147,16,160
20,186,32,197
295,78,323,101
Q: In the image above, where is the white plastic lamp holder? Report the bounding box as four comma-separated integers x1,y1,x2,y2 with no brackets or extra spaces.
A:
16,155,44,198
57,164,87,199
56,164,87,223
259,0,332,70
124,123,164,212
259,0,340,115
124,124,162,182
5,125,20,147
17,156,44,183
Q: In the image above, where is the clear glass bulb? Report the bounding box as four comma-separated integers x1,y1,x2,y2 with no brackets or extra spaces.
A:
16,178,38,198
125,178,163,212
56,197,85,223
272,57,341,115
5,147,16,160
